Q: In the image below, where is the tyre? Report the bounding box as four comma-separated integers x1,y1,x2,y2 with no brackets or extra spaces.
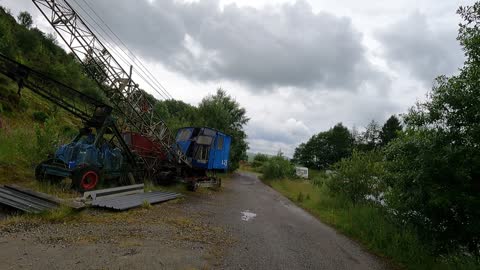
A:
72,166,101,192
35,160,64,184
187,180,199,192
35,163,46,182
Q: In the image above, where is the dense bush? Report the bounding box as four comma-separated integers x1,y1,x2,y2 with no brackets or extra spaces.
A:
326,150,385,204
33,118,63,162
262,156,295,180
32,111,48,123
252,153,269,168
0,117,67,166
382,3,480,253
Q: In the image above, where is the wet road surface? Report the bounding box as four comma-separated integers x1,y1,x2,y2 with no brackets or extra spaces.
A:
209,172,387,270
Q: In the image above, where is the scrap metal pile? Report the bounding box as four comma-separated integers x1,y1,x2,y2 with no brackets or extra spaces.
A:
0,184,180,213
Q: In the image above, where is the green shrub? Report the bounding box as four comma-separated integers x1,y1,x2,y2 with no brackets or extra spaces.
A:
32,111,49,123
385,129,480,253
252,153,269,168
61,125,77,139
310,170,331,187
32,117,62,163
18,98,28,111
251,160,263,168
327,150,386,204
0,102,12,113
379,4,480,252
297,192,304,202
262,156,295,180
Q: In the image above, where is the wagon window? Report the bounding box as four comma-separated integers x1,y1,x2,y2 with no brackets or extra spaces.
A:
196,135,213,145
202,129,216,136
217,136,224,150
177,129,191,141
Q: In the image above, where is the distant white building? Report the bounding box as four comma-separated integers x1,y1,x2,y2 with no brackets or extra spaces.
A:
295,166,308,179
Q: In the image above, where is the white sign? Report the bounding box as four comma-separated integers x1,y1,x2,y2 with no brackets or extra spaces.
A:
295,166,308,178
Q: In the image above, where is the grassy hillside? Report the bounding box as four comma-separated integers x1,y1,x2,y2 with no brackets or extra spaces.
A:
0,73,81,194
0,7,96,194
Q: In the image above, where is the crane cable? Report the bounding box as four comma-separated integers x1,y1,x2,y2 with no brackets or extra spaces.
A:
70,0,174,101
71,0,172,100
81,0,174,100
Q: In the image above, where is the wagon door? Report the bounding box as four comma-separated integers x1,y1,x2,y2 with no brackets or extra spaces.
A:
212,134,230,171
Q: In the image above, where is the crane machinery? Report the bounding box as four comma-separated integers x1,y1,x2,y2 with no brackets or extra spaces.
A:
28,0,231,191
0,53,140,192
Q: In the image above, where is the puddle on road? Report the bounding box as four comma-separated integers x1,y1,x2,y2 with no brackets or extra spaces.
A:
241,210,257,221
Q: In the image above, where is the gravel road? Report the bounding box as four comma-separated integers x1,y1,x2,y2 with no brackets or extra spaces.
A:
0,172,387,269
207,172,387,270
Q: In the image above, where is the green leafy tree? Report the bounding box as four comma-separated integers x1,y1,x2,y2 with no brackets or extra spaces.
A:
380,115,402,146
293,123,353,169
385,3,480,252
292,142,305,164
155,99,200,135
198,89,249,171
17,11,32,29
262,154,295,180
327,150,385,204
254,153,269,162
354,120,381,151
363,120,381,149
252,153,269,168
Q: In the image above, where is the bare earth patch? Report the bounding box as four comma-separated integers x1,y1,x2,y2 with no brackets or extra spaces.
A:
0,192,233,270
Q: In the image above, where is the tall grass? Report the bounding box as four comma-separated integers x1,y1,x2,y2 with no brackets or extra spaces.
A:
0,118,65,166
268,178,480,270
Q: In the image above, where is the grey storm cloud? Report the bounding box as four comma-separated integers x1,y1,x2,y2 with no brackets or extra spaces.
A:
72,0,378,90
377,12,464,84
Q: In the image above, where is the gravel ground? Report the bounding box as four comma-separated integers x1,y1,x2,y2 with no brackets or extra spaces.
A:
0,193,232,270
0,173,387,270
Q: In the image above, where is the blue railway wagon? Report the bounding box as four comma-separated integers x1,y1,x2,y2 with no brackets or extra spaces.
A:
176,127,231,171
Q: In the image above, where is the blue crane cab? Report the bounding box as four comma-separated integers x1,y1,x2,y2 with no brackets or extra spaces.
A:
175,127,231,190
176,127,231,171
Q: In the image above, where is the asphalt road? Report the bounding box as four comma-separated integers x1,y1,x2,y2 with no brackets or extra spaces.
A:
210,172,387,270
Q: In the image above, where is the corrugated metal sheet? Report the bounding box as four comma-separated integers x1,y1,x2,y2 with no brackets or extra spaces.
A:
0,185,59,213
90,191,180,211
83,184,144,200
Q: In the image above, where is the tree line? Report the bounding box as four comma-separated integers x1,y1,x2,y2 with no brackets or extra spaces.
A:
0,8,249,171
292,116,402,170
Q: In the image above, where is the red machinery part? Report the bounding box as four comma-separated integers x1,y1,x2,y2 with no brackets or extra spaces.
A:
123,132,167,160
81,171,99,191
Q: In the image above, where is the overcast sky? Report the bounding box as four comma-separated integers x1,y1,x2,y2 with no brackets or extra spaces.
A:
1,0,472,156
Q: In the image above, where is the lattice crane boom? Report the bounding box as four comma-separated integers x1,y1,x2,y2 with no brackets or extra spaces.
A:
31,0,190,168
